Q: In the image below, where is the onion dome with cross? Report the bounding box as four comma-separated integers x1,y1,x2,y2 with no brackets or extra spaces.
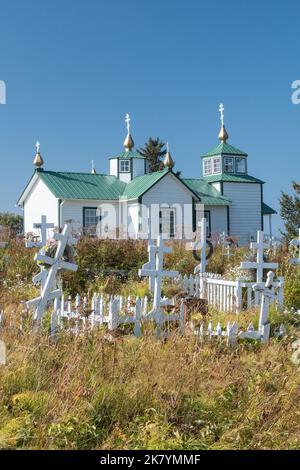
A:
33,141,44,168
109,114,148,183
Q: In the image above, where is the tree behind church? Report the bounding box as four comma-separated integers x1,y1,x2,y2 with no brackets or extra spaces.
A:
138,137,166,172
279,182,300,240
0,212,23,235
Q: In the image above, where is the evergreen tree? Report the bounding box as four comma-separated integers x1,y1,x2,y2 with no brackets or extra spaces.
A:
138,137,166,172
279,182,300,240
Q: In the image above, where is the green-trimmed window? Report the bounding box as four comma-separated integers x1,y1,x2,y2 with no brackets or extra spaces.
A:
119,159,130,173
224,157,234,173
203,159,212,176
236,157,246,173
83,207,101,235
212,157,221,174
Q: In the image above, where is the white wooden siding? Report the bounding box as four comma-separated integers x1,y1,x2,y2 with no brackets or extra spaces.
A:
109,159,118,177
211,182,221,192
205,206,228,235
223,182,262,245
24,178,58,236
119,172,131,183
128,202,139,237
132,159,146,178
61,200,120,238
142,173,194,239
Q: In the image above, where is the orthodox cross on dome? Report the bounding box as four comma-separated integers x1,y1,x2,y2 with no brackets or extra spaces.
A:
219,103,225,126
218,103,229,142
125,113,131,134
33,140,44,168
123,113,134,150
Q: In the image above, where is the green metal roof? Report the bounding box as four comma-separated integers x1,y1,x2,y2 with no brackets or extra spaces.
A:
19,168,249,207
203,142,248,157
109,150,145,160
203,173,264,184
182,178,231,206
122,169,170,199
262,202,277,215
38,170,126,200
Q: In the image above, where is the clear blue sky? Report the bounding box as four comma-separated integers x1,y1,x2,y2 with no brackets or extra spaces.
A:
0,0,300,235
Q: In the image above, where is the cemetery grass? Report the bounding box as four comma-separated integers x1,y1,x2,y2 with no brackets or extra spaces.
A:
1,304,300,450
1,240,300,450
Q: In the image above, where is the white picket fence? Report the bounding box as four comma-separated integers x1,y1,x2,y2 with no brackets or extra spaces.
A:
193,320,286,346
175,273,284,313
50,293,185,338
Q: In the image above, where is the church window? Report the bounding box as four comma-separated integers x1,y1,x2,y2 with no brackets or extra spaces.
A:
224,157,234,173
159,208,176,239
203,159,212,176
212,158,221,174
83,207,101,236
236,157,246,173
119,159,130,173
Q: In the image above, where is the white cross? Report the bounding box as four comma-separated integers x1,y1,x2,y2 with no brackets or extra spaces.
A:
289,228,300,264
219,103,225,126
125,113,131,134
36,140,40,153
240,231,278,283
139,236,178,333
33,215,55,246
139,239,157,293
239,271,275,343
27,224,78,322
194,218,208,275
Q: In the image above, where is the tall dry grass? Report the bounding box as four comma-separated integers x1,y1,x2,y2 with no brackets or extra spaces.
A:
0,303,299,450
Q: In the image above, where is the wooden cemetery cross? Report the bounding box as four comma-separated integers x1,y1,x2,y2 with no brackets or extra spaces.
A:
289,229,300,265
34,215,55,246
194,218,208,275
26,215,54,248
239,271,275,343
139,235,178,335
139,238,157,293
240,230,278,284
194,218,208,298
26,224,78,322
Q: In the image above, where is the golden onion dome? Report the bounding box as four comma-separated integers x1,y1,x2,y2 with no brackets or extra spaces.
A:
218,124,229,143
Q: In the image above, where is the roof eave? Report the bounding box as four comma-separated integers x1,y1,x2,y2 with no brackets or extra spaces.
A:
16,171,40,206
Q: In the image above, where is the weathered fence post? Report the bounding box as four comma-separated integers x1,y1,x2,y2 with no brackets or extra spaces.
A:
235,278,243,314
134,298,142,337
108,297,119,330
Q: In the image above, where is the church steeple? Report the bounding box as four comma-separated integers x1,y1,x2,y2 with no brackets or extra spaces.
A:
33,141,44,168
218,103,229,143
163,142,175,169
109,114,147,182
123,113,135,151
201,105,248,178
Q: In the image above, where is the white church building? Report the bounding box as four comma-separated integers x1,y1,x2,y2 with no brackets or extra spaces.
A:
17,110,276,246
